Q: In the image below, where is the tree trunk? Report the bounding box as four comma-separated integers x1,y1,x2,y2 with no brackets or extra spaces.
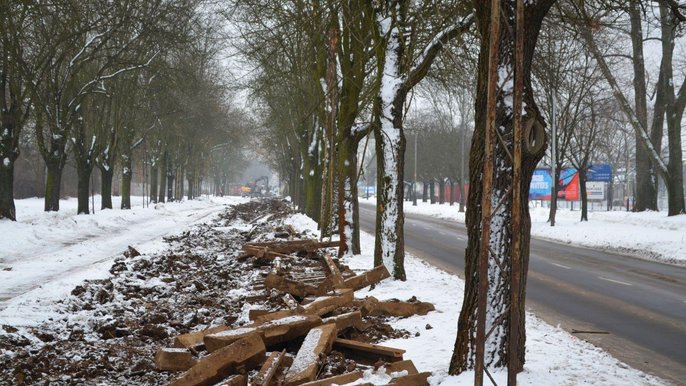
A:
150,164,158,204
548,165,560,226
439,179,446,204
100,166,114,210
630,3,659,211
167,173,175,202
422,182,428,202
44,160,64,212
430,181,435,204
579,169,588,221
337,136,360,256
450,180,455,206
0,158,16,220
179,169,185,200
450,1,551,375
158,153,167,204
659,4,686,216
121,155,133,209
76,161,93,215
187,173,194,200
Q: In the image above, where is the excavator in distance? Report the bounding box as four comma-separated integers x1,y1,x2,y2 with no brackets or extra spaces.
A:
241,176,269,197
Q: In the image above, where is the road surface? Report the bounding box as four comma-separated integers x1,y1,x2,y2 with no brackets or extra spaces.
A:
359,204,686,385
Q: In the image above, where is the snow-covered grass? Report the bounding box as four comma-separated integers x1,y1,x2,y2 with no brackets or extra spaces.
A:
370,198,686,266
286,212,667,386
0,195,248,326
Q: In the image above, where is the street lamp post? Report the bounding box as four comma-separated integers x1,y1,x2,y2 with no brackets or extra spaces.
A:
413,131,418,206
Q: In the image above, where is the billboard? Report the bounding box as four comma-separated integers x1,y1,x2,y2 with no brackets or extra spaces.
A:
530,169,553,200
587,164,612,182
586,181,605,200
529,164,611,200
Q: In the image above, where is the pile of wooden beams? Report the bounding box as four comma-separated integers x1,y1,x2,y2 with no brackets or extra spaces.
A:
154,239,435,385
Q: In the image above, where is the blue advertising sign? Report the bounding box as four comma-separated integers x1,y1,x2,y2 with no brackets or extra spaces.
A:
529,169,553,200
587,164,612,182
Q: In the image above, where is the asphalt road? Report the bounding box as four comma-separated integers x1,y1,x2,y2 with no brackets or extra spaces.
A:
358,204,686,385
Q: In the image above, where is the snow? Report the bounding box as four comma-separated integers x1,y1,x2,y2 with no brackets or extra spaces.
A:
390,198,686,265
2,158,9,167
0,195,672,385
0,195,248,326
289,327,322,374
286,211,667,385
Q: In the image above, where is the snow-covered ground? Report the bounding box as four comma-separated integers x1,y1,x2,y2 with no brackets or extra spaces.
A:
0,196,670,385
287,212,667,386
0,195,248,325
388,198,686,266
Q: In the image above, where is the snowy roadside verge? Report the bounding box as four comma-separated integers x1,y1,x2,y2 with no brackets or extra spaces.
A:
372,198,686,266
285,212,667,385
0,195,248,323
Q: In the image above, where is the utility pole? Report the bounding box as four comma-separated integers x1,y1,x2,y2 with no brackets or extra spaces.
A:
413,131,418,206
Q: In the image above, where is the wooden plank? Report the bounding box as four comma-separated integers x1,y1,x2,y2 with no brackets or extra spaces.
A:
380,360,418,375
283,324,338,385
173,325,229,350
204,326,260,353
333,338,404,363
321,255,345,288
215,375,247,386
388,371,431,385
260,314,323,347
253,350,286,386
342,265,390,291
169,333,265,386
300,370,363,386
154,347,196,371
302,288,353,316
322,311,366,333
264,273,325,298
355,296,435,317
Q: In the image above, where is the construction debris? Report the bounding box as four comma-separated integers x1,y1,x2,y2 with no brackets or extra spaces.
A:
253,350,286,386
155,348,197,371
354,296,435,318
169,333,266,386
283,324,337,385
0,200,435,385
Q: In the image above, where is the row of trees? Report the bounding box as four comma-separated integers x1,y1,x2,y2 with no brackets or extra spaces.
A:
0,0,248,220
232,0,686,378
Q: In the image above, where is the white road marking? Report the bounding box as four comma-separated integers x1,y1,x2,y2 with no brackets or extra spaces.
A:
599,276,633,286
552,263,571,270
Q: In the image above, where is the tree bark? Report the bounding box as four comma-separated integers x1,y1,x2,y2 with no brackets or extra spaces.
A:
121,158,132,209
430,181,435,204
628,3,659,212
100,166,114,210
450,180,455,206
0,158,16,220
158,152,167,204
167,170,175,202
76,160,93,215
439,179,446,204
579,169,588,221
422,182,428,202
44,160,64,212
337,136,361,256
659,4,686,215
150,163,158,204
548,165,561,226
450,1,552,375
